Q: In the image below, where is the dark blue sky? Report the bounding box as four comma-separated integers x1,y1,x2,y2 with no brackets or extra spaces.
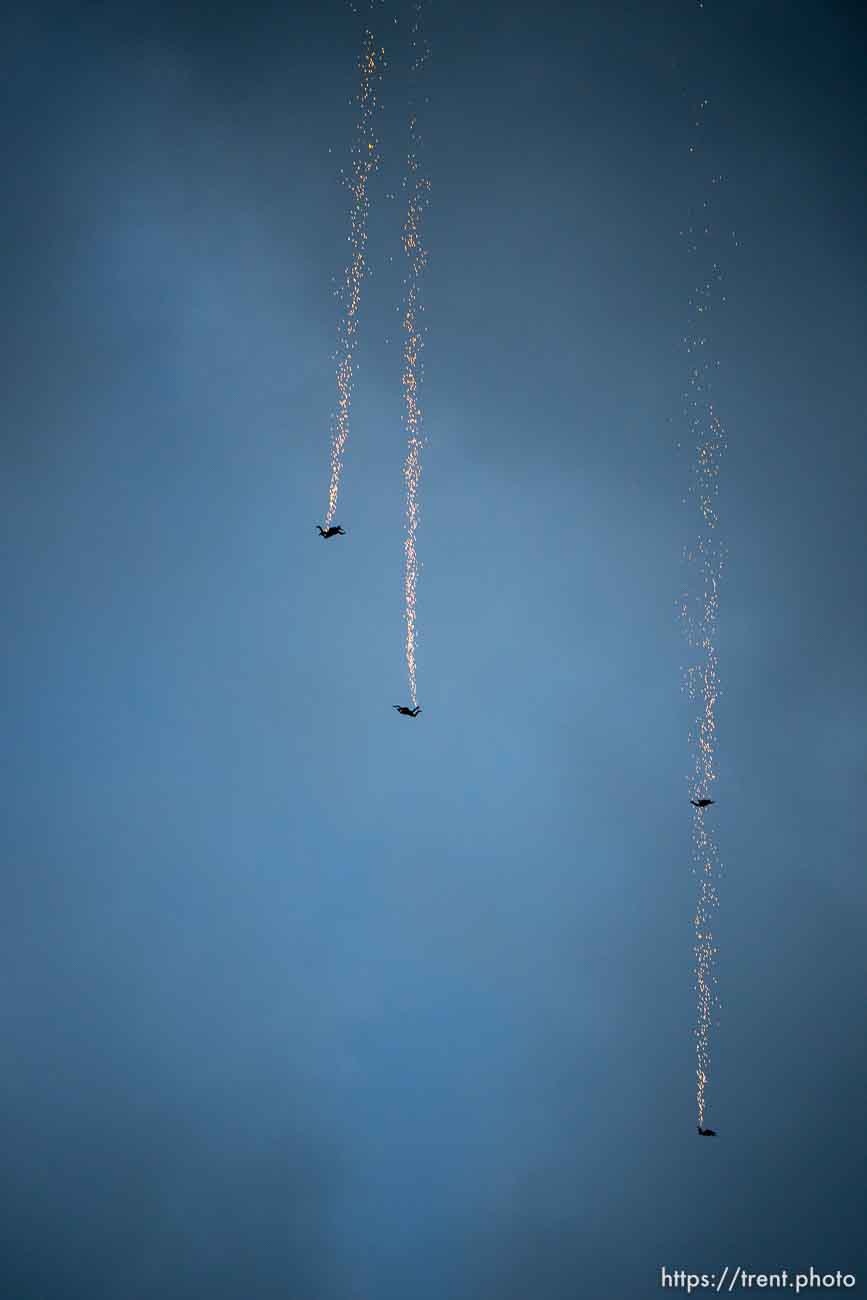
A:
3,2,866,1296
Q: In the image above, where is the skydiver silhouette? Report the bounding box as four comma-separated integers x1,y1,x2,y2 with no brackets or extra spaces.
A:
317,525,346,538
690,798,715,808
393,705,421,717
697,1125,717,1136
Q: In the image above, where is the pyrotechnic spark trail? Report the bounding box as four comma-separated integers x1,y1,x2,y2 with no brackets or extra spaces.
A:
679,92,729,1132
323,30,384,528
400,4,431,709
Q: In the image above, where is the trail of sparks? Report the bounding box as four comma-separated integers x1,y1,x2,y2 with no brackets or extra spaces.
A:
679,94,729,1132
400,6,431,709
684,539,723,1130
324,31,384,528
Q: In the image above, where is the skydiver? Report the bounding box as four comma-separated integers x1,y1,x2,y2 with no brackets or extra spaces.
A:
316,525,346,539
393,705,422,717
690,798,715,808
697,1125,717,1136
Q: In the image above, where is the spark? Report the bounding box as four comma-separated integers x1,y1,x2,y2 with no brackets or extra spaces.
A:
683,523,725,1129
400,5,431,709
324,32,384,527
680,88,729,1132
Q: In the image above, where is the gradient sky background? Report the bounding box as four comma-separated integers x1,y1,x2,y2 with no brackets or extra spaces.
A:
3,2,866,1297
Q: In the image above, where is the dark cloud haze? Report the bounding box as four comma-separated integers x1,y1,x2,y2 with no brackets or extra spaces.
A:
2,2,866,1296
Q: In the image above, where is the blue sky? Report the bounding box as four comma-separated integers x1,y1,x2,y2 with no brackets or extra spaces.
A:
2,2,865,1296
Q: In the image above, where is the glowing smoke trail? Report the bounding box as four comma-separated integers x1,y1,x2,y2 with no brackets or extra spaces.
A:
679,91,729,1131
323,30,384,528
400,4,431,709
